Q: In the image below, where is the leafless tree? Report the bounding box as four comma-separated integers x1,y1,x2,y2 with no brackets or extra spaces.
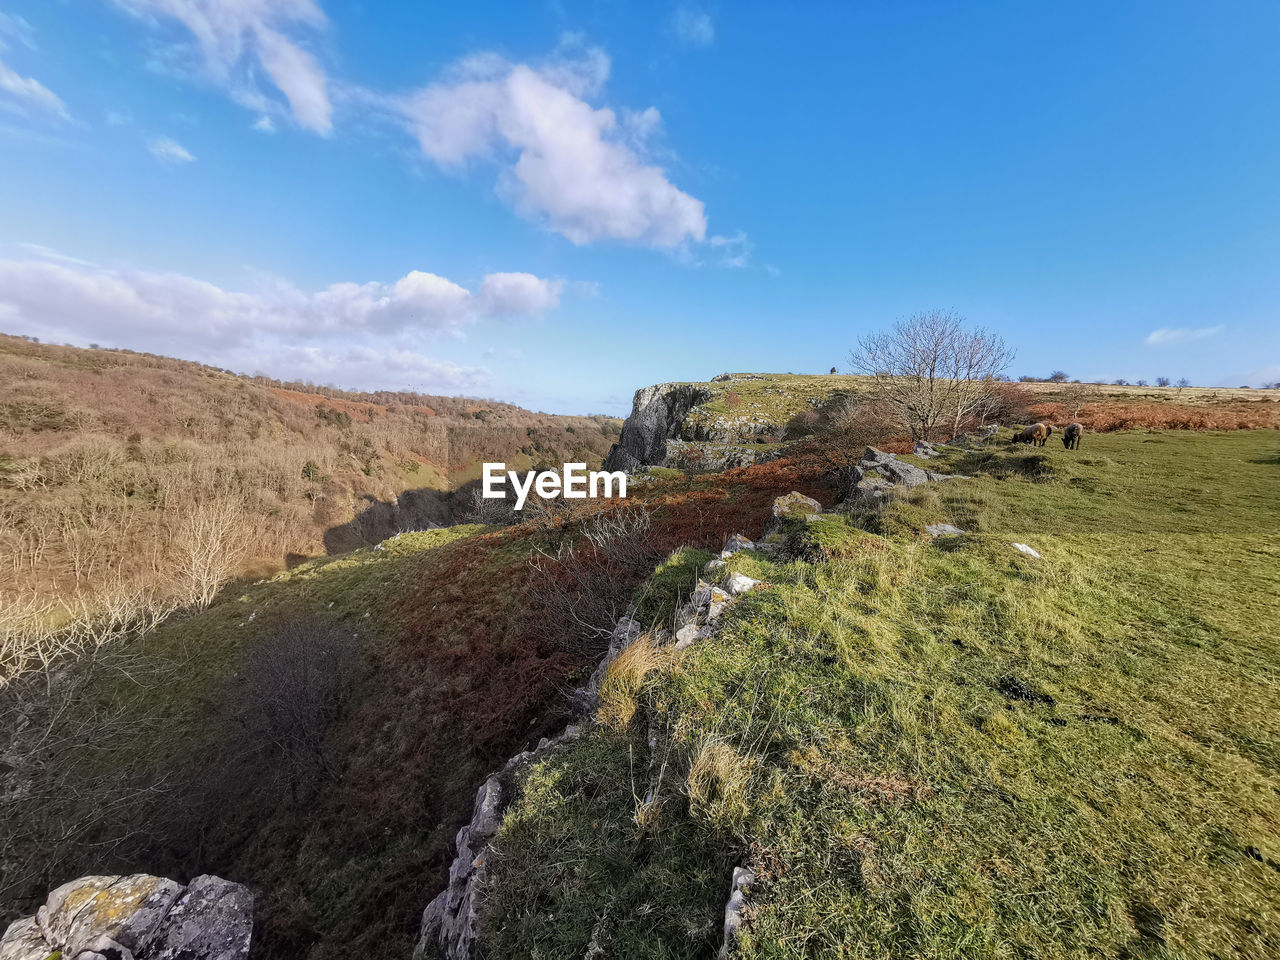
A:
1059,381,1102,419
174,499,249,609
234,615,359,804
848,310,1014,440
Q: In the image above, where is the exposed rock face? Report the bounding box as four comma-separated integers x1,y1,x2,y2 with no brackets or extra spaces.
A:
846,448,968,501
662,439,778,472
603,383,713,472
0,874,252,960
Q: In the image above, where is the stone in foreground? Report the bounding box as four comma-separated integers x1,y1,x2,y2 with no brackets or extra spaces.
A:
1,874,252,960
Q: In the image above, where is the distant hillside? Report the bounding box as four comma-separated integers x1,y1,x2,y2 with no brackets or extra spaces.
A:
0,333,620,607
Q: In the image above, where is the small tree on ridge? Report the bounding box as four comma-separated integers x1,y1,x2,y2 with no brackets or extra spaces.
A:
848,310,1014,441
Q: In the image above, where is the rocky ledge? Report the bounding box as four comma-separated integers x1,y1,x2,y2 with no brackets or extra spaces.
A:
603,381,780,473
0,874,252,960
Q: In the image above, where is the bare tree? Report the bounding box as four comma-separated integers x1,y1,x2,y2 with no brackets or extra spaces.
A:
1059,381,1102,419
848,310,1014,440
174,499,249,609
1176,378,1191,391
1156,377,1171,387
1048,370,1069,383
235,615,359,804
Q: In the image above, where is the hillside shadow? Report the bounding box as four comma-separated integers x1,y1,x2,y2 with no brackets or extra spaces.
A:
322,478,486,553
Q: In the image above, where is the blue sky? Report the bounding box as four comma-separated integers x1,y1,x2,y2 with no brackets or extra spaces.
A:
1,1,1277,414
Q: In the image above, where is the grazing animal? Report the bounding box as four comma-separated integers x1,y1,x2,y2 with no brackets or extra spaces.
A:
1012,423,1051,446
1062,422,1083,450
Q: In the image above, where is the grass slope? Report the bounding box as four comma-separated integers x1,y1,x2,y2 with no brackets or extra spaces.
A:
479,430,1280,958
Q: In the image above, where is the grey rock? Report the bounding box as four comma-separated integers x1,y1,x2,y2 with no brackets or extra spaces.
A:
764,491,822,535
570,616,643,715
2,875,251,960
673,624,701,651
1011,542,1042,559
913,441,939,458
0,918,45,960
925,523,966,537
725,573,760,595
144,876,252,960
662,439,779,472
717,867,756,959
603,383,713,471
846,448,970,501
722,534,755,555
771,492,822,520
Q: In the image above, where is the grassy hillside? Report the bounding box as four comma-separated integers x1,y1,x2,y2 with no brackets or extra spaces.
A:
0,449,834,959
5,349,1279,960
0,333,620,611
477,429,1280,958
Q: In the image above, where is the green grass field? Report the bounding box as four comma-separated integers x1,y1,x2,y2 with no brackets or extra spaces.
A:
478,430,1280,958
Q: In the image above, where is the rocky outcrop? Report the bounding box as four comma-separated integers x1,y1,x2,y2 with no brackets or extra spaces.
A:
662,439,778,472
0,874,252,960
603,381,783,472
603,383,713,472
846,447,968,501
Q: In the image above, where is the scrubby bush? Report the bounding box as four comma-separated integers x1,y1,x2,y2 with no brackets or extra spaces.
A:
235,615,359,803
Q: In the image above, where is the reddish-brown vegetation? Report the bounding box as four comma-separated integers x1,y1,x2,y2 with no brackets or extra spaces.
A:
0,335,619,608
1030,400,1280,432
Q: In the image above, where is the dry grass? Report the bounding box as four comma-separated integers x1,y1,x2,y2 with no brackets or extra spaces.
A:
596,633,667,730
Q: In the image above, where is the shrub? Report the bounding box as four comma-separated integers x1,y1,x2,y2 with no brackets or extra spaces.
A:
235,615,359,803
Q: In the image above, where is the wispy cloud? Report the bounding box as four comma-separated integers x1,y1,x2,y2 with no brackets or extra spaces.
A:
401,39,708,249
148,135,195,164
1145,325,1224,346
0,57,70,119
111,0,333,134
252,114,275,133
0,16,70,121
671,7,715,47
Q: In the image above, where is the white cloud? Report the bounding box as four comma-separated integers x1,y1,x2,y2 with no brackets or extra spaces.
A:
403,43,707,248
671,7,715,46
112,0,333,134
148,135,196,163
0,55,70,120
252,114,275,133
0,254,575,392
477,272,562,316
1145,325,1224,346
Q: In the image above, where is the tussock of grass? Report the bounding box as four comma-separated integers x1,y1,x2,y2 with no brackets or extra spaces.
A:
597,634,668,730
